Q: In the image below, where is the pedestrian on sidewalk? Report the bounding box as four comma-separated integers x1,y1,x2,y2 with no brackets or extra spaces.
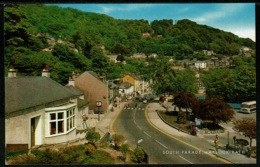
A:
107,132,112,143
214,135,220,152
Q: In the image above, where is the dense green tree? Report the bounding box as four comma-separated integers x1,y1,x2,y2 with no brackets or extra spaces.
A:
90,46,110,75
113,44,128,56
5,4,255,87
233,65,256,102
148,55,176,95
202,64,255,103
174,70,198,93
202,68,237,102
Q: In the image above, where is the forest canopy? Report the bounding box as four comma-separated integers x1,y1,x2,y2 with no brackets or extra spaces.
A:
4,4,255,87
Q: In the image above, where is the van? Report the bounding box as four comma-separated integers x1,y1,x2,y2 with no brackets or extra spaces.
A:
240,101,256,114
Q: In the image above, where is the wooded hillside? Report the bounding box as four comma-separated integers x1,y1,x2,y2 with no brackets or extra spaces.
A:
4,4,255,85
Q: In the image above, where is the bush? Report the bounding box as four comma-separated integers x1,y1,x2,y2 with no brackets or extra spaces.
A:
85,144,96,154
120,144,129,161
6,150,28,160
131,147,145,163
83,150,115,164
8,153,36,165
8,148,64,164
111,134,125,150
85,130,101,144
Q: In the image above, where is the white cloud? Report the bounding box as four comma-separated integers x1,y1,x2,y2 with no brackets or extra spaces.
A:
225,27,255,42
192,3,247,23
100,4,156,14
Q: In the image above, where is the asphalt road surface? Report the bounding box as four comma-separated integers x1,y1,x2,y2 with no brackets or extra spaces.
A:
113,101,227,164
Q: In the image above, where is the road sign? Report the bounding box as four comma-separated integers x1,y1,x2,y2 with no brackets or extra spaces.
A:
195,118,201,126
96,101,102,107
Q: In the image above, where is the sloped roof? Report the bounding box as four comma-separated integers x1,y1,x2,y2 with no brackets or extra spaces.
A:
65,85,83,96
119,82,133,89
5,76,79,114
77,98,89,109
87,71,99,78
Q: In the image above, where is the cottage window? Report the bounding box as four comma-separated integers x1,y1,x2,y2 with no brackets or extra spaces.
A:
66,108,75,131
46,104,76,137
49,112,64,135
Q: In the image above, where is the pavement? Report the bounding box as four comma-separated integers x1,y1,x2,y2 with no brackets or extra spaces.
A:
146,102,257,164
92,100,256,164
95,101,128,139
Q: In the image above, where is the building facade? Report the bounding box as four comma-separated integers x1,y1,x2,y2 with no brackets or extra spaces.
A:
74,71,109,113
5,68,88,151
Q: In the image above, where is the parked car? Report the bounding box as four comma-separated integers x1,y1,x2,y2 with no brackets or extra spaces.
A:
143,99,147,103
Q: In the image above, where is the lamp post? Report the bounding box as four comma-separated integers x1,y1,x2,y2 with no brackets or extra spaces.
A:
96,101,102,121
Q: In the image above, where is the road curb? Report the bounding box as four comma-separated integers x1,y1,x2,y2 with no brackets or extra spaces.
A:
145,103,232,164
109,102,129,134
156,110,190,135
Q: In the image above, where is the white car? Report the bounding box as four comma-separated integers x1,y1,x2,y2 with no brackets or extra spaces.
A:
143,99,147,103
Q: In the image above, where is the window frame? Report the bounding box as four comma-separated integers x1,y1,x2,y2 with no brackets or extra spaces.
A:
45,103,76,137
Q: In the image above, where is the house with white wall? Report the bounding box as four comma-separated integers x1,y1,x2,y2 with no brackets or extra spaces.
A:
5,68,89,151
119,82,134,97
194,61,207,69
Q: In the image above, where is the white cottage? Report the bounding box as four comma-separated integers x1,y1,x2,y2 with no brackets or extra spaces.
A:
119,82,134,96
194,61,207,69
5,68,89,151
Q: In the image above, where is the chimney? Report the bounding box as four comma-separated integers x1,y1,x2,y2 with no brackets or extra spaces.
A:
42,65,50,77
68,71,75,86
8,68,17,78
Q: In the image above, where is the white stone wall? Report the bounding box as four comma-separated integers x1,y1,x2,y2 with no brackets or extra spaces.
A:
5,108,45,148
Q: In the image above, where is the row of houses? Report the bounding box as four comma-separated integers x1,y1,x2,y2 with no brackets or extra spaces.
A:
5,67,150,151
106,53,158,63
174,56,234,70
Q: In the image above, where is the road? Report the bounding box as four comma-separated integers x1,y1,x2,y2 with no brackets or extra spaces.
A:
113,101,227,164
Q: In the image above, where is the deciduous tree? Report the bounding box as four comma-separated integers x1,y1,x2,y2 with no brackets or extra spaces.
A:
233,118,256,147
196,96,234,125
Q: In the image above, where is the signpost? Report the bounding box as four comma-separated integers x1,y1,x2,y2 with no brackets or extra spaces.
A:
96,101,102,121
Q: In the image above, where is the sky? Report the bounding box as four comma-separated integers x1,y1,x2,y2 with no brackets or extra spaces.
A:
55,3,255,41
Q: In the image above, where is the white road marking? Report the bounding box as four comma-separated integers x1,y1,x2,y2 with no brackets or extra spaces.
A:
143,131,151,137
179,155,193,164
155,140,168,149
137,125,141,130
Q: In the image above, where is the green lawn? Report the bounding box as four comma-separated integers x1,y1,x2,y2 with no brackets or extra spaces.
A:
157,110,224,134
158,110,191,133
